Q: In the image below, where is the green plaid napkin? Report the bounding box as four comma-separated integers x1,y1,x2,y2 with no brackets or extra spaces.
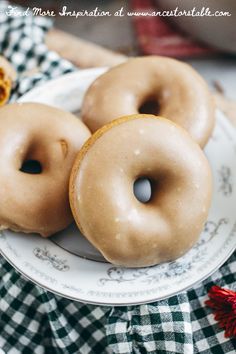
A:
0,2,236,353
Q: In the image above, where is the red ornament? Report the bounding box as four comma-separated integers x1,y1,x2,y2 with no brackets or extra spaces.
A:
205,285,236,338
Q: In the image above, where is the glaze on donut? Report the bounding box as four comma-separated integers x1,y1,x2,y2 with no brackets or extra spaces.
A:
81,56,215,147
0,102,91,236
70,114,212,267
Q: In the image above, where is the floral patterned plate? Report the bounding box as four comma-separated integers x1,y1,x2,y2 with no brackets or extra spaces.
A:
0,68,236,305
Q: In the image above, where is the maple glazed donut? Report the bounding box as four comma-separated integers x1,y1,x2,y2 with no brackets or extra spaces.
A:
0,102,91,237
81,56,215,147
70,114,212,267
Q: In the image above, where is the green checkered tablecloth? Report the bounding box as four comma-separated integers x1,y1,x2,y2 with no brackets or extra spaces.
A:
0,2,236,353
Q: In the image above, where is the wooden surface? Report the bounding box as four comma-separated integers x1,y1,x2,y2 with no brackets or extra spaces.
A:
46,29,127,68
55,0,137,55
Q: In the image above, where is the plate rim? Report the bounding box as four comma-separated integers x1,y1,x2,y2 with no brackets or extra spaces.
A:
1,236,235,306
17,67,107,103
1,68,235,305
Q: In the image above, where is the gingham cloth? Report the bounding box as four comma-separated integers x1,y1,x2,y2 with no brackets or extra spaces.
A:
0,2,236,353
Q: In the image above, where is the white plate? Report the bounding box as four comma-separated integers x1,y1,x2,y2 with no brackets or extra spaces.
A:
0,68,236,306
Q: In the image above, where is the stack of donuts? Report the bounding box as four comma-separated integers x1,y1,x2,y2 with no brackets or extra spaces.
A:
0,56,215,267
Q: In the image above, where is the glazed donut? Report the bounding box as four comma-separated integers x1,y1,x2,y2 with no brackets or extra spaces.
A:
0,102,91,236
81,56,215,147
0,56,16,106
0,56,16,81
70,114,212,267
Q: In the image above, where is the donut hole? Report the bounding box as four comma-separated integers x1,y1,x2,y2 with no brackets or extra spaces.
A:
133,177,152,203
20,160,42,174
139,97,160,115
